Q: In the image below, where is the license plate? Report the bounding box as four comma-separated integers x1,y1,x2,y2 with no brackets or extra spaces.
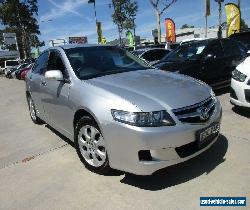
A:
198,123,220,146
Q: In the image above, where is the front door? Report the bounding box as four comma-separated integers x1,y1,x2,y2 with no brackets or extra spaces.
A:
28,51,49,118
40,50,73,137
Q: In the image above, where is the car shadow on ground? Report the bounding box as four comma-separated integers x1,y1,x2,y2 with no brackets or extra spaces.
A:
214,87,230,96
45,124,75,148
120,134,228,191
232,107,250,118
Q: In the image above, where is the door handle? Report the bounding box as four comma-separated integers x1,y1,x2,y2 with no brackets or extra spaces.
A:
41,81,46,86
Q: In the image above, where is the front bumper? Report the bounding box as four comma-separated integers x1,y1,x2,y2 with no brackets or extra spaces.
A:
102,100,222,175
230,78,250,108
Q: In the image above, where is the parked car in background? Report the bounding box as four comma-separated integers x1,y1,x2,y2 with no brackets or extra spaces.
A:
9,63,29,79
230,31,250,50
26,45,222,175
132,48,171,65
4,60,19,76
16,63,34,80
154,38,248,89
20,63,34,80
230,55,250,108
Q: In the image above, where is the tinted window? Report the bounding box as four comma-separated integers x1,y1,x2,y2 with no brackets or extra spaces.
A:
203,41,224,58
47,51,67,77
65,46,151,80
142,51,154,61
32,51,49,74
222,39,246,57
153,49,169,60
142,49,169,62
230,33,250,48
164,41,208,62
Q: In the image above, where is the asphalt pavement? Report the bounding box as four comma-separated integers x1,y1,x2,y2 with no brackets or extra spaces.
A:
0,76,249,210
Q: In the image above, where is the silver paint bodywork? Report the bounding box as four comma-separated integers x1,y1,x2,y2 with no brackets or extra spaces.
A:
25,45,222,175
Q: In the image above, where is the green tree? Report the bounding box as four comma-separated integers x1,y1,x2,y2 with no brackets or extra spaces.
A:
240,18,249,30
112,0,138,45
0,0,44,59
180,24,194,29
149,0,177,43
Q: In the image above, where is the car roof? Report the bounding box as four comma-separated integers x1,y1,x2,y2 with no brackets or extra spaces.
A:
52,44,113,50
133,48,167,52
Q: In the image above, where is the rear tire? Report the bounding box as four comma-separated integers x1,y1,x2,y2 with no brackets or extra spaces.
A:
74,116,111,174
28,96,43,124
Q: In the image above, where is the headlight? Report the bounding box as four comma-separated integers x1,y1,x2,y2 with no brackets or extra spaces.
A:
111,109,175,127
232,69,247,82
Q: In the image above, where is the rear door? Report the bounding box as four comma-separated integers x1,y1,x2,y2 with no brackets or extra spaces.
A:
200,40,225,85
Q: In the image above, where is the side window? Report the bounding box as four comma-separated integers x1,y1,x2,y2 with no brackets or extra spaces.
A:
142,51,154,61
47,51,67,78
222,39,246,57
204,41,224,58
153,50,168,60
32,51,49,74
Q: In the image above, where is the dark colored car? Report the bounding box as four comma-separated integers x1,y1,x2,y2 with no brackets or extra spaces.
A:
229,31,250,50
154,38,248,89
133,48,171,65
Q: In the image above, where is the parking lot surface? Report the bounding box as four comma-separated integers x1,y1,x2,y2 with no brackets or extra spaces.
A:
0,77,249,210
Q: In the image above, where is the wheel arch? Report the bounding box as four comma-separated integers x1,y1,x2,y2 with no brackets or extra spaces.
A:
73,108,103,133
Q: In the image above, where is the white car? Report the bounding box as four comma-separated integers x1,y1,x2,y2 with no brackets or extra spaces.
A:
230,55,250,108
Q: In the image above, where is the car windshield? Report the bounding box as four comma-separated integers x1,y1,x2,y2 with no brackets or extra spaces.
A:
162,41,209,62
65,46,152,79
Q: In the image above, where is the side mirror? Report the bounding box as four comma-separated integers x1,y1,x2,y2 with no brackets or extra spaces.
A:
45,70,63,81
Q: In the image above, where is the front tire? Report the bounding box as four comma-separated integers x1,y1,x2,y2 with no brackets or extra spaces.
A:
75,116,110,174
28,96,43,124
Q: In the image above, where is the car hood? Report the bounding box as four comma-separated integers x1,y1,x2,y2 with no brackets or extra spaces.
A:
237,56,250,76
86,69,211,111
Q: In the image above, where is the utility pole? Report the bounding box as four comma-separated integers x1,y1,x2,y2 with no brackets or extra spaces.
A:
132,17,136,45
205,0,210,38
238,0,241,8
88,0,98,43
215,0,224,39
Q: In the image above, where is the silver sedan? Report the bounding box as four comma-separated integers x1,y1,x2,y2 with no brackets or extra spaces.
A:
25,45,222,175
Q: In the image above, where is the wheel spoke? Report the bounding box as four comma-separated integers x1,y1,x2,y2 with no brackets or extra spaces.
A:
78,136,88,148
92,153,100,166
95,149,106,160
95,136,105,147
83,127,91,141
82,150,91,160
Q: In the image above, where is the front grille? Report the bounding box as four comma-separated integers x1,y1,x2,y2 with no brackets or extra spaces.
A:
172,97,215,124
230,87,238,100
245,90,250,103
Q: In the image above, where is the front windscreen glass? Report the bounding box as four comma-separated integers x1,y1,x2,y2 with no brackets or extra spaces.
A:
163,41,209,62
65,46,152,79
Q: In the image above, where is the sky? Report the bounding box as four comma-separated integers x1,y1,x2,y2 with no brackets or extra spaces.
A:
37,0,250,47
